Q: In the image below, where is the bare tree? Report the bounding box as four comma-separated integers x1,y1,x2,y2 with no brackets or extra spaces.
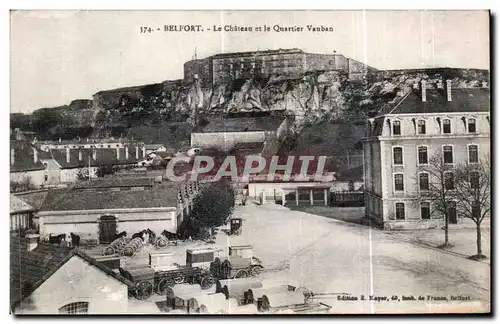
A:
412,152,456,248
452,156,491,260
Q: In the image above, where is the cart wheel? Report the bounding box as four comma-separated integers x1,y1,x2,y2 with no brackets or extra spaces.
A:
156,278,175,295
251,265,264,276
173,275,185,284
102,246,115,256
234,269,249,279
123,246,135,257
200,276,215,290
135,281,153,300
155,237,169,249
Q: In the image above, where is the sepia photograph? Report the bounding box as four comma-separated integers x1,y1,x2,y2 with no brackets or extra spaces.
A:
9,9,491,315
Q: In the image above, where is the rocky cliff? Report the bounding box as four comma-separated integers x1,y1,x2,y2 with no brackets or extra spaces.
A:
13,67,489,142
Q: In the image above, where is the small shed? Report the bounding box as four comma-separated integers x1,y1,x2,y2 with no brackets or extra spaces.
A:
165,284,203,310
187,293,228,314
245,285,295,305
216,278,263,303
259,291,306,312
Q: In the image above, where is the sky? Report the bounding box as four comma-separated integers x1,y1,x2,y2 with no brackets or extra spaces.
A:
10,10,490,113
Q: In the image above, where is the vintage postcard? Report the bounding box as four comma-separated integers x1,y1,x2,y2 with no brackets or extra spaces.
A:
9,10,490,315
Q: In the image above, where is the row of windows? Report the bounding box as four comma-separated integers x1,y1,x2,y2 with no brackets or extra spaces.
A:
393,170,480,192
393,145,479,166
393,201,481,221
391,117,481,136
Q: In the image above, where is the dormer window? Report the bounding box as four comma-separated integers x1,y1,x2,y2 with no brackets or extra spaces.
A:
468,118,476,133
392,120,401,135
417,120,426,135
443,119,451,134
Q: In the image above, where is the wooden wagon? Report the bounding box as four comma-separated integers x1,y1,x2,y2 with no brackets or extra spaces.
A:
102,237,128,256
123,266,156,300
244,285,296,306
229,218,243,235
154,266,215,295
211,256,264,280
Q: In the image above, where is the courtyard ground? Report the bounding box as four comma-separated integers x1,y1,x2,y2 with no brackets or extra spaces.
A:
223,202,490,314
87,202,490,314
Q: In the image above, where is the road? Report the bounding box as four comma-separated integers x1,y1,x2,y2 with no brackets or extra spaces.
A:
221,203,490,314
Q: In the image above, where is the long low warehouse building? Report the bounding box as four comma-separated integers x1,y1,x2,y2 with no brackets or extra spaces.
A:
36,181,198,244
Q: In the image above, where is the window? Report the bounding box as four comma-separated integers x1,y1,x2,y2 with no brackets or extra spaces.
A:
421,202,431,220
394,174,404,191
392,120,401,135
468,118,476,133
393,147,403,165
443,146,454,164
395,203,405,220
468,145,479,163
470,171,480,189
443,119,451,134
417,146,428,164
59,302,89,314
419,173,429,190
444,172,454,190
417,120,426,134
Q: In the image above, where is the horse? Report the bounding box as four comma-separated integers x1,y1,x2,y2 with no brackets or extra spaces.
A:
131,230,147,241
48,233,66,245
146,229,156,244
161,230,178,240
70,233,80,247
114,231,127,241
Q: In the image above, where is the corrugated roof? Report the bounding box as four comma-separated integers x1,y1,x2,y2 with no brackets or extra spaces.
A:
380,88,490,115
197,117,285,133
39,182,179,212
10,236,132,311
10,195,35,214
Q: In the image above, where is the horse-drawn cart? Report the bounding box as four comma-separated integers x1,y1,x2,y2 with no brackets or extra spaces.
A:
210,256,264,280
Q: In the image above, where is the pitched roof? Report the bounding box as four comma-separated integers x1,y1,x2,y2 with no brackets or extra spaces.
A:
10,142,45,173
71,177,154,190
10,236,133,311
197,116,285,133
47,148,140,169
10,195,35,215
39,182,179,212
144,144,165,150
381,88,490,115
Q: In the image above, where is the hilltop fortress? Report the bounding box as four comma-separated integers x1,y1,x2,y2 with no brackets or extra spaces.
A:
183,48,378,87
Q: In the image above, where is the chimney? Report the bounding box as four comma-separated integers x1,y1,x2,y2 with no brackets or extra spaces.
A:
116,147,120,160
421,80,427,102
136,146,139,159
125,146,129,160
26,234,40,252
66,146,70,163
33,147,39,163
142,146,146,158
482,81,488,88
10,148,15,165
78,148,83,161
92,147,97,160
446,80,452,102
